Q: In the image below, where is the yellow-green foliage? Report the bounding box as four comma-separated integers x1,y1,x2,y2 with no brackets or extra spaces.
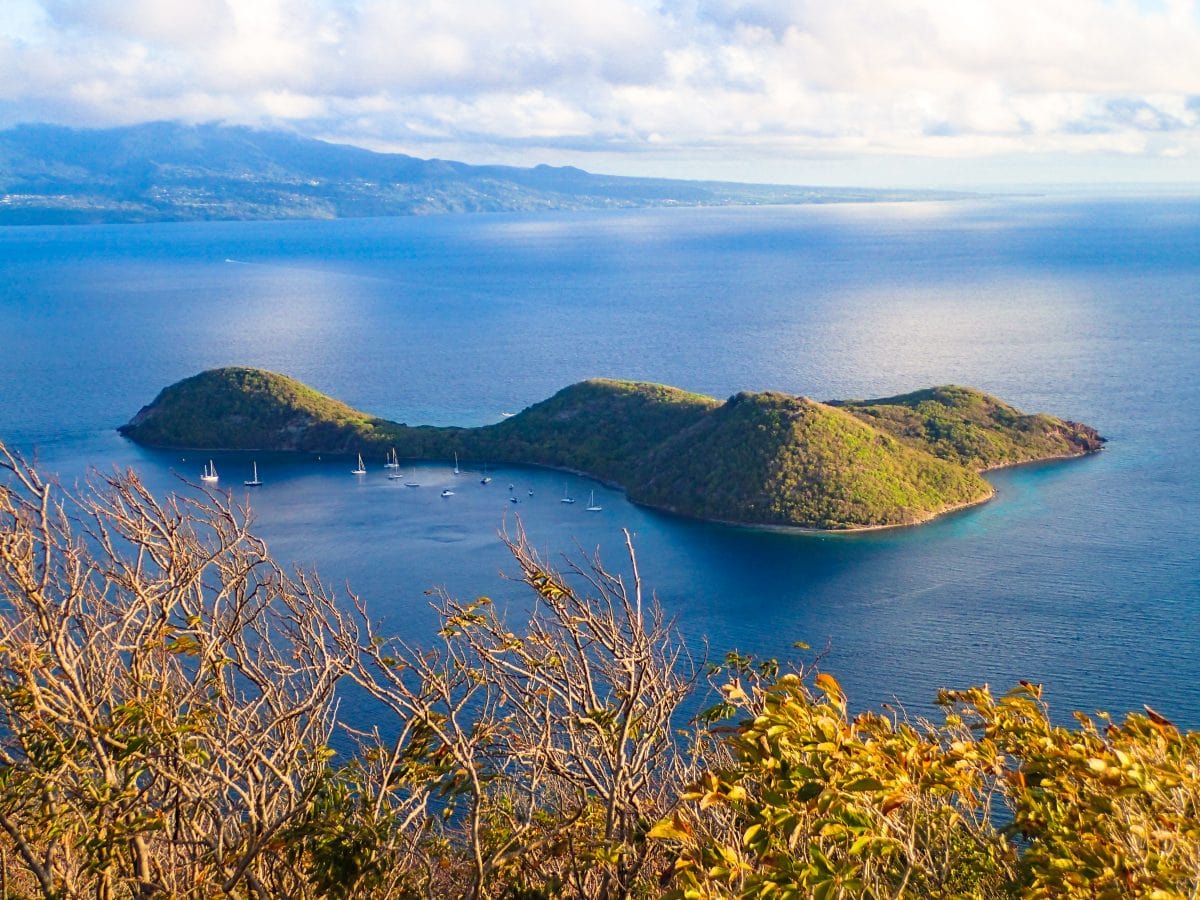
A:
947,685,1200,898
0,449,1194,899
653,666,1200,900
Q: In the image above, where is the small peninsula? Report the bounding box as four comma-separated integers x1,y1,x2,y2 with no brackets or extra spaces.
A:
120,368,1103,531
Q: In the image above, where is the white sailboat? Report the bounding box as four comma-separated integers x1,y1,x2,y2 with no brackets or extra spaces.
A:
384,447,399,469
352,453,367,475
586,490,602,512
560,483,575,504
201,460,219,483
453,452,461,475
404,469,420,487
480,463,492,484
244,461,262,486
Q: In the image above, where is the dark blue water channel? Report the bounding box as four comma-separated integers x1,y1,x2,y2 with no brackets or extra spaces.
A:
1,196,1198,726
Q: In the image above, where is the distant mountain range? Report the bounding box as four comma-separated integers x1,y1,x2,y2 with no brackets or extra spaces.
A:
0,122,970,225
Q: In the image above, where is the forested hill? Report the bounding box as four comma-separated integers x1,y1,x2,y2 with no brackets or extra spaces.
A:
120,368,1103,531
0,122,970,224
832,385,1106,469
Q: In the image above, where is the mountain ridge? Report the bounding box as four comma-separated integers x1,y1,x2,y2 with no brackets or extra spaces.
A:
0,122,974,224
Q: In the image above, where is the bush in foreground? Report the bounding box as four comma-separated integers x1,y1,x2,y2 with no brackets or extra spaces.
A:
0,443,1196,898
656,665,1200,898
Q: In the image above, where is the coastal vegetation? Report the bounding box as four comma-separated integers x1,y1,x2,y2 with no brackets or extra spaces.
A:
473,379,721,483
630,391,990,530
0,444,1194,899
833,385,1105,470
121,367,1102,530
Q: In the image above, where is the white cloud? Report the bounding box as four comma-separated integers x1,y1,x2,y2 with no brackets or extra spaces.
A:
2,0,1200,184
41,0,233,46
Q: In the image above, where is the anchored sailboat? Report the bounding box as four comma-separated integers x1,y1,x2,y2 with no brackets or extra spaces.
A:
201,460,218,483
586,491,602,512
384,447,399,469
352,453,367,475
244,461,262,486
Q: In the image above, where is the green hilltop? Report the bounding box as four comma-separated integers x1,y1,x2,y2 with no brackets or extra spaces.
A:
832,384,1104,469
631,392,991,529
474,379,720,483
120,367,1103,531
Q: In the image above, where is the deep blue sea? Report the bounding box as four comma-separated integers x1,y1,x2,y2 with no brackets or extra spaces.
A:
1,196,1198,727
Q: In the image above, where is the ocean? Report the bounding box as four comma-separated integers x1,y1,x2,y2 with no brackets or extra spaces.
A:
1,195,1198,726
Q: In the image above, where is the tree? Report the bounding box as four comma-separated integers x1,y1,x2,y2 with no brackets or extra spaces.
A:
4,440,1199,898
0,443,356,897
335,525,699,898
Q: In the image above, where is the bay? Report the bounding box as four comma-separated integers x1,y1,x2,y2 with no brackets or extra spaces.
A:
1,195,1198,726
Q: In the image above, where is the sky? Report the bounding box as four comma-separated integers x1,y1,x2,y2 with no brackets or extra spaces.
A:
2,0,1199,188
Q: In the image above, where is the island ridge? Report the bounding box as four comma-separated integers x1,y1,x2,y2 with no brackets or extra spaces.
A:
120,368,1103,531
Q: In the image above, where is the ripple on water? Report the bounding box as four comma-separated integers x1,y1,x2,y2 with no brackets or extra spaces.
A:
424,524,471,543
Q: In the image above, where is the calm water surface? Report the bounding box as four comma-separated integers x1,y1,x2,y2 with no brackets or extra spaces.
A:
1,196,1198,726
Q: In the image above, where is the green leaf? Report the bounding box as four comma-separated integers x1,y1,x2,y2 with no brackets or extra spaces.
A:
648,819,693,842
843,777,885,793
795,782,823,802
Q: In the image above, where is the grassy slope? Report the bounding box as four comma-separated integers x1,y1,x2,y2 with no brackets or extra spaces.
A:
468,379,719,482
118,367,391,452
120,371,716,468
831,385,1104,470
120,369,1098,530
631,392,990,529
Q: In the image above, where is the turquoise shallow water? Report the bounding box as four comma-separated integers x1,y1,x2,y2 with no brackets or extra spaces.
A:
1,196,1198,726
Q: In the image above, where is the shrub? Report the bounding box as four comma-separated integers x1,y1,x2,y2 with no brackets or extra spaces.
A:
0,441,1193,899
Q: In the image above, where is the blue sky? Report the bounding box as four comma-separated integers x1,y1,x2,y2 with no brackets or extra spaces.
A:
3,0,1199,187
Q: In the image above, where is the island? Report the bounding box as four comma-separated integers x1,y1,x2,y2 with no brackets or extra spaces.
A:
0,122,975,225
119,368,1104,531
